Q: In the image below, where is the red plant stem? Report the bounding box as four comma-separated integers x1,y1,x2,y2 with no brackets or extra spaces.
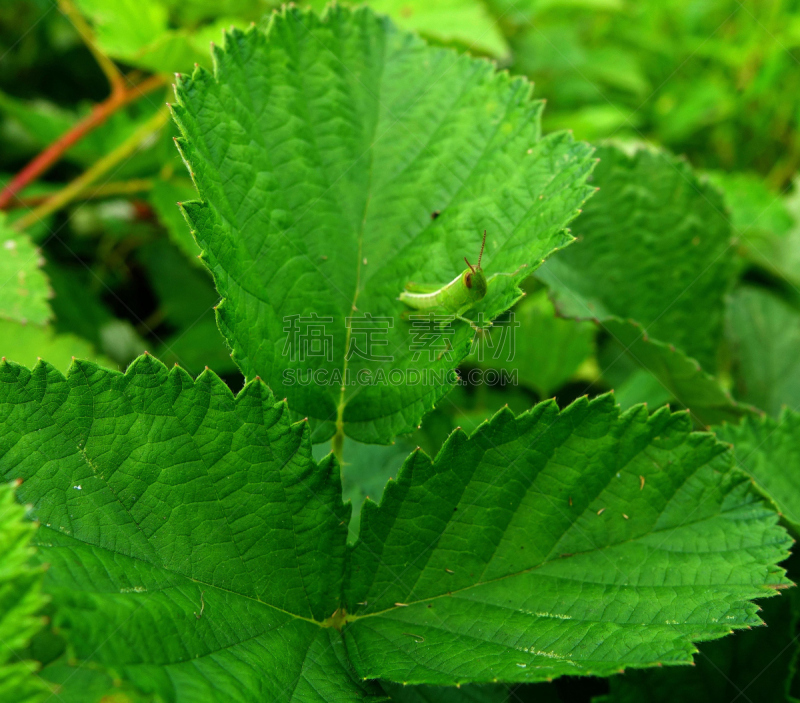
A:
0,74,166,210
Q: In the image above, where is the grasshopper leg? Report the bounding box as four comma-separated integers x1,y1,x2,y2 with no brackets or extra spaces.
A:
485,263,528,285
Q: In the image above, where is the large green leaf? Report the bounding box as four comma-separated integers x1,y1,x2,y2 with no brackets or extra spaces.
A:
173,6,595,444
344,394,790,684
716,411,800,535
0,355,380,702
539,145,735,372
0,357,791,693
0,481,49,703
726,286,800,417
0,215,51,326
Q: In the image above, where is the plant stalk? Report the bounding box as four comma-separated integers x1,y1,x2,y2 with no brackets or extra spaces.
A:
7,178,154,209
332,426,345,466
57,0,126,97
13,107,169,231
0,74,165,211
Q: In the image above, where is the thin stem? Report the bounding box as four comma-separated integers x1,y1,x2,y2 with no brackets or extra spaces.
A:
58,0,126,96
332,426,345,466
7,178,154,209
0,74,165,211
14,107,169,231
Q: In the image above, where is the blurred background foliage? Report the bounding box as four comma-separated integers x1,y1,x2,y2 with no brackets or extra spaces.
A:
2,1,800,699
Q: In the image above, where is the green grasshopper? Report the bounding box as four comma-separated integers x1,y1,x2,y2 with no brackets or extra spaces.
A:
398,230,526,330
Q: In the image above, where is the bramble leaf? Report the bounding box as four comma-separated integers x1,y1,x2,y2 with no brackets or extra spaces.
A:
716,411,800,535
0,215,51,326
726,286,800,417
0,357,791,695
539,145,736,372
173,5,595,443
344,394,790,684
0,355,379,702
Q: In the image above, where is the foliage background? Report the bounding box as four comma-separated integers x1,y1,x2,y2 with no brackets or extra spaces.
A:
2,0,800,701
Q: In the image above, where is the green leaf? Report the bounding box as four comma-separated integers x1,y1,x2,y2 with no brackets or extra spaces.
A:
0,480,50,703
344,394,790,684
73,0,257,74
726,286,800,417
73,0,196,74
0,357,792,693
173,6,595,443
596,577,799,703
0,355,380,702
75,0,167,59
0,215,51,326
472,289,596,398
0,321,115,372
601,318,752,426
305,0,510,58
716,411,800,535
538,145,735,372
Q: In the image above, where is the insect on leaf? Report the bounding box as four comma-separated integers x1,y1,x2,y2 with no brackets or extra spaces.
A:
172,5,595,444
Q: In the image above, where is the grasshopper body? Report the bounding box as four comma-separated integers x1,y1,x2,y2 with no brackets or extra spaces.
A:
398,230,524,324
399,266,488,313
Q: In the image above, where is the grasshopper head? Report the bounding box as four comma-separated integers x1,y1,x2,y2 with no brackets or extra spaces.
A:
463,229,489,301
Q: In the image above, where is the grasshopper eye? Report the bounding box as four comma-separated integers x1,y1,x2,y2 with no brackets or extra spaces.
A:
465,272,473,288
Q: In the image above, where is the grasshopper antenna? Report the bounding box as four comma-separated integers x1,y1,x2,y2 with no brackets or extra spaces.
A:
477,229,487,269
465,230,487,272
